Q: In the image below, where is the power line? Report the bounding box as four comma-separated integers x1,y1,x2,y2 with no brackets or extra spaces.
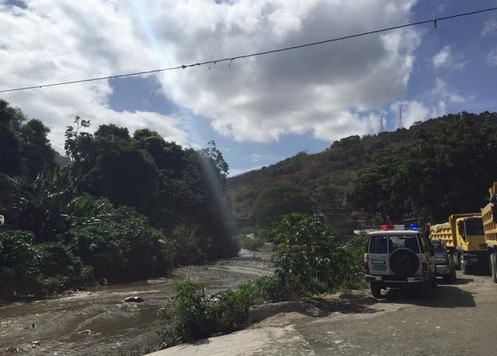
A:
1,6,496,94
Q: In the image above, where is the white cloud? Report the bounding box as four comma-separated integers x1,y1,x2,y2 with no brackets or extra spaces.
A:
432,45,466,71
149,0,420,143
487,48,497,66
432,78,465,104
482,18,497,36
433,46,450,68
0,0,420,154
0,0,190,152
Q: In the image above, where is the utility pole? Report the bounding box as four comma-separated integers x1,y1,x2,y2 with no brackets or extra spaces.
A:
398,104,404,129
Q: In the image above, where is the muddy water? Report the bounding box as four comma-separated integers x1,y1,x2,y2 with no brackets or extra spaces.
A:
0,252,273,355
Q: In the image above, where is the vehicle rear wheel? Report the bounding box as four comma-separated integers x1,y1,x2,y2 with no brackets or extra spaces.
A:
462,263,470,275
370,283,382,298
490,253,497,283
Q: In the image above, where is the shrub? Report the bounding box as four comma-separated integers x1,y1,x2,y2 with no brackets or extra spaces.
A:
269,213,348,299
64,206,173,282
159,280,263,348
238,233,266,251
158,281,212,347
252,274,289,302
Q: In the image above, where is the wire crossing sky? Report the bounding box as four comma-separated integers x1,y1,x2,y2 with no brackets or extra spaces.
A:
2,0,497,176
1,6,496,94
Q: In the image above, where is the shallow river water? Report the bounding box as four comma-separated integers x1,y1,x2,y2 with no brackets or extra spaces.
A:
0,251,273,355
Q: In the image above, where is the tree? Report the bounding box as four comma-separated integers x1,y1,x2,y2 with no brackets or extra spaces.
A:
250,182,314,227
0,100,23,176
20,119,56,178
81,145,159,215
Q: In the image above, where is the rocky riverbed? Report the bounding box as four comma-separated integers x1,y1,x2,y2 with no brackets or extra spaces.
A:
0,248,274,356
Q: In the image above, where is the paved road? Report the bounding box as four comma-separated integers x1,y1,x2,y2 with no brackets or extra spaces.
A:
150,271,497,356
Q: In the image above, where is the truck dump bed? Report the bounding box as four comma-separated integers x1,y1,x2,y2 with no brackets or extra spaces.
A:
430,222,455,249
482,182,497,248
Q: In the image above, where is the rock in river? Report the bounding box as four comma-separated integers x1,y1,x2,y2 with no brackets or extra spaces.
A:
124,296,144,303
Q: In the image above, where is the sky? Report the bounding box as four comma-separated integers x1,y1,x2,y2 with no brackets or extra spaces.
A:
1,1,497,176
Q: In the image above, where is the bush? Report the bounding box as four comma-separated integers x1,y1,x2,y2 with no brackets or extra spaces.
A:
64,206,173,282
159,280,264,348
252,274,289,302
269,213,348,299
238,233,266,251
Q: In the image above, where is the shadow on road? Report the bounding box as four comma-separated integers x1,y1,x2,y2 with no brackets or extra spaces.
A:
300,293,381,317
380,285,476,308
448,276,474,285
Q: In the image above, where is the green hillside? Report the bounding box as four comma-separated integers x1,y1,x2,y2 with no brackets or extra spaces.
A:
227,111,497,233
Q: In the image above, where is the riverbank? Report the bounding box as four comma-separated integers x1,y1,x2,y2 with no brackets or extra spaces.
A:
0,249,274,356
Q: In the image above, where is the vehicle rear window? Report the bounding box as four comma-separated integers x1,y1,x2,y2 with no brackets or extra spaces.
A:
432,242,445,254
369,234,420,253
369,235,388,253
389,235,420,253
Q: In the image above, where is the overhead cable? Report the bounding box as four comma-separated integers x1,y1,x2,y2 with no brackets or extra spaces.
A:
1,6,496,93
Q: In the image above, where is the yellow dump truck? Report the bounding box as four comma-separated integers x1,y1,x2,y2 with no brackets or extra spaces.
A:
482,182,497,281
430,213,487,274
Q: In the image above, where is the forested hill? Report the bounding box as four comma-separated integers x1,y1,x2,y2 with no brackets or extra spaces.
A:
227,111,497,231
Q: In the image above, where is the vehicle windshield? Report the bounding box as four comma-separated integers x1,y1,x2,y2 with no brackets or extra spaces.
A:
464,218,484,235
431,241,446,254
369,234,420,253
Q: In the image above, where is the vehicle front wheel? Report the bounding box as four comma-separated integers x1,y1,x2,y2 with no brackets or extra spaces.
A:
370,282,382,298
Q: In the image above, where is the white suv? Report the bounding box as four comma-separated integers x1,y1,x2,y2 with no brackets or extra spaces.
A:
364,230,437,298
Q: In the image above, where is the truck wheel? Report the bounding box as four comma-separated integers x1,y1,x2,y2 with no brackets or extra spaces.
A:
449,266,456,283
462,263,469,275
370,283,382,298
490,253,497,283
454,253,461,270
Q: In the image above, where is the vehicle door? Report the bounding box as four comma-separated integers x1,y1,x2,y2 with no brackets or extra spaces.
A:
367,234,390,275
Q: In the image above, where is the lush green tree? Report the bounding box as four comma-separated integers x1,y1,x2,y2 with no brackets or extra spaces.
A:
94,124,130,142
63,204,173,282
0,100,23,176
250,182,314,227
349,113,497,222
19,119,56,178
81,144,158,215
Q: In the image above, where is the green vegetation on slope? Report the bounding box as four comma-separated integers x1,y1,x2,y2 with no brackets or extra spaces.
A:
0,99,238,299
228,111,497,229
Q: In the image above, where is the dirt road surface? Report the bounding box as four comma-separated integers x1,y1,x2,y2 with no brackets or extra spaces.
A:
150,271,497,356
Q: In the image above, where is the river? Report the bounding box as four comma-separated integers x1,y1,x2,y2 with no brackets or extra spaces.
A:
0,249,273,355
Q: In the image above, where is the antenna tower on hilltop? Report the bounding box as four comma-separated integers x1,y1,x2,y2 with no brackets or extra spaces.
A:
398,105,404,129
379,113,385,133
